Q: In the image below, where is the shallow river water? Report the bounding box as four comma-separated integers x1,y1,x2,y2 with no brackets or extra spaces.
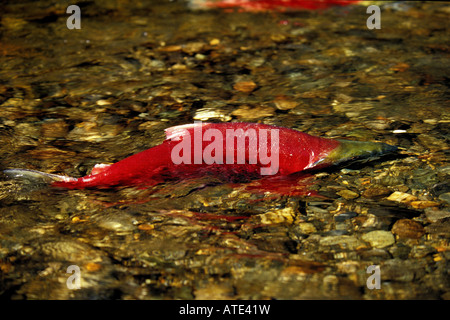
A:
0,0,448,300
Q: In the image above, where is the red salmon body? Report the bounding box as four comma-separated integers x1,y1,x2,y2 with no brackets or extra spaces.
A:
51,122,341,189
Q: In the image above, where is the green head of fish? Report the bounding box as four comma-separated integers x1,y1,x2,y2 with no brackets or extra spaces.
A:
319,139,398,167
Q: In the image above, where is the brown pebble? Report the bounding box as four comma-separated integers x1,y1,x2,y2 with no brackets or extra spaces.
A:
138,223,155,231
273,96,299,110
280,261,325,276
391,219,425,239
409,200,440,209
85,262,102,272
362,187,391,199
233,80,257,93
387,191,417,203
181,42,206,54
337,189,359,200
390,62,410,72
209,38,220,46
425,207,450,223
231,105,275,120
0,262,13,273
71,216,81,223
158,45,182,52
71,216,88,223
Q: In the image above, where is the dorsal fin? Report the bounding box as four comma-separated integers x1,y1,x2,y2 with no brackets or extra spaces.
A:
90,163,112,175
164,122,211,140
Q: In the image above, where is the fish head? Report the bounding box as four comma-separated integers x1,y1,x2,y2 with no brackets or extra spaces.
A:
314,139,398,168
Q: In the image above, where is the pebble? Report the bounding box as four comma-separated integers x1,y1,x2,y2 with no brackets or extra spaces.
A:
335,260,361,274
85,262,102,272
358,248,391,261
195,53,206,60
425,207,450,223
258,207,295,225
233,80,257,93
181,41,206,54
40,241,103,262
158,44,182,52
332,101,374,118
95,214,136,233
389,244,411,260
334,93,353,104
425,220,450,237
67,121,122,142
138,223,155,231
391,219,425,239
409,200,440,209
273,96,298,110
149,59,165,69
296,222,317,234
231,105,275,120
389,62,410,73
438,192,450,204
409,245,436,259
319,235,364,250
361,230,395,248
337,189,359,200
362,187,391,199
209,38,220,46
193,108,232,121
387,191,417,203
365,119,392,130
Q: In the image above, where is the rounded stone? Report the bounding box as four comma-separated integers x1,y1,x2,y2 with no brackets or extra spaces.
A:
362,230,395,248
391,219,425,239
337,189,359,200
438,192,450,204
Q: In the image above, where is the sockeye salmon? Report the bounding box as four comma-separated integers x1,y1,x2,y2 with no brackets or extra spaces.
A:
4,122,397,189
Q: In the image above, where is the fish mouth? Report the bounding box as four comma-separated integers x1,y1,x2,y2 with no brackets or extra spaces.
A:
319,139,398,167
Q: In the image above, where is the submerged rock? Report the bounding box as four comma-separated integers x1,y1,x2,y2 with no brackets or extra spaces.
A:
362,231,395,249
391,219,425,239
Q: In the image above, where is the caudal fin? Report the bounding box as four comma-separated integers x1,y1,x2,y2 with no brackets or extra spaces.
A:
3,169,76,186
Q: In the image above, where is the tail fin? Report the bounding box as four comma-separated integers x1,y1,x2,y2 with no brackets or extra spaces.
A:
3,169,76,186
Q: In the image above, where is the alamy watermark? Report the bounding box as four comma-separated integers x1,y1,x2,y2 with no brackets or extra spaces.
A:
66,4,381,31
170,121,280,175
66,5,81,29
366,5,381,30
366,265,381,289
66,265,81,289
